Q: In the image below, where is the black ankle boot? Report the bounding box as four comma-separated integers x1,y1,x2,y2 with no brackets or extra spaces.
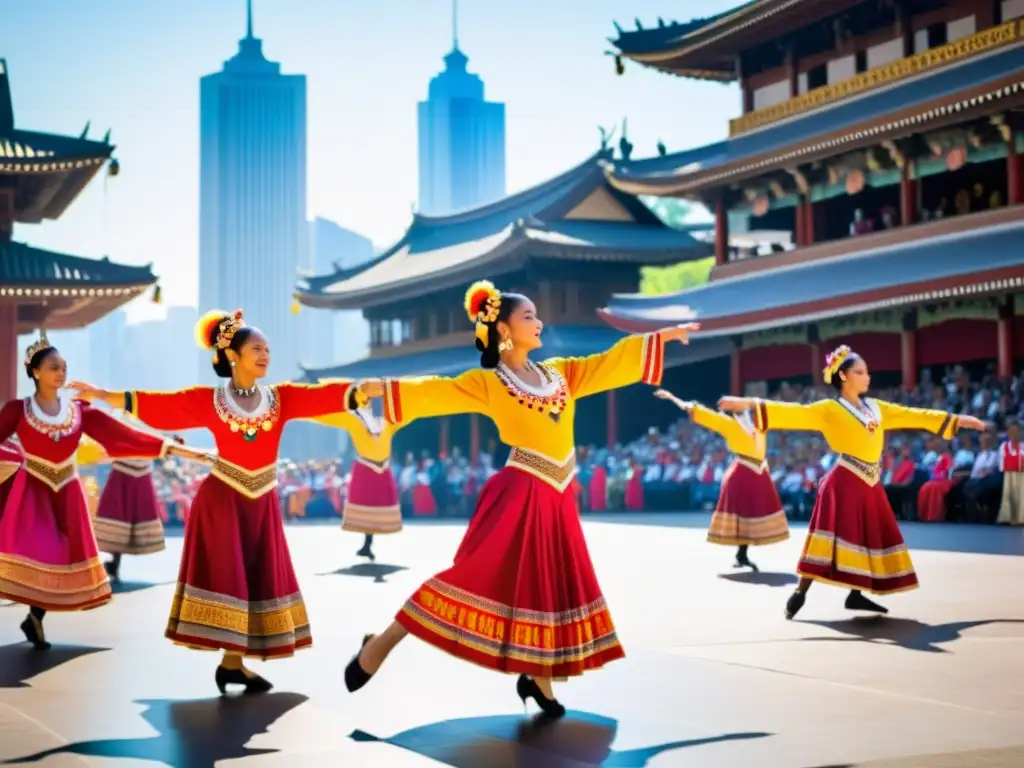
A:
785,591,806,620
845,590,888,614
21,610,51,651
516,674,566,718
215,665,273,695
735,546,758,572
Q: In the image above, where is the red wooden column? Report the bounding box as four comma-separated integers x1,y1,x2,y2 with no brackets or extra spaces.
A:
900,311,918,390
900,163,917,226
0,305,17,403
997,299,1015,379
438,417,449,458
730,341,742,396
802,197,815,244
1008,131,1022,205
469,414,480,463
714,196,729,266
606,390,618,448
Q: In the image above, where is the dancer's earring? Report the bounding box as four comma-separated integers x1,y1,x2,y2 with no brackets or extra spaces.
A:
498,337,513,353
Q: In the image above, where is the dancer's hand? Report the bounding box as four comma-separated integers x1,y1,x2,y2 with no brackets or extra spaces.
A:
659,323,700,345
654,389,693,412
357,379,384,399
67,381,106,402
958,415,987,431
717,396,754,413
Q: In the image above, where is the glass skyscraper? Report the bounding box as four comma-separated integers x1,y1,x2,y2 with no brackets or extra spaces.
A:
198,1,306,380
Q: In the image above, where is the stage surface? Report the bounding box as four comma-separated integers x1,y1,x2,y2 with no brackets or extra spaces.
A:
1,513,1022,767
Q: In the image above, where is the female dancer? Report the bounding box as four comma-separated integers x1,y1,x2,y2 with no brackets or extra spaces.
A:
313,403,402,561
343,280,697,716
0,334,208,650
90,426,168,582
718,344,984,619
654,389,788,570
71,308,369,694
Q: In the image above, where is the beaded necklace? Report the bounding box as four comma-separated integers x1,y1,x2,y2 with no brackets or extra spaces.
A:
496,361,569,422
23,396,80,442
214,385,281,442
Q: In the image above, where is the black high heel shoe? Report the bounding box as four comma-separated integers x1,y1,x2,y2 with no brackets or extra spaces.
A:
344,634,375,693
785,590,806,620
516,674,566,718
20,616,51,651
215,665,273,695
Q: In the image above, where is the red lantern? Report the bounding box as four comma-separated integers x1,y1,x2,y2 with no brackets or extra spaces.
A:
845,170,865,195
752,196,770,217
946,147,967,172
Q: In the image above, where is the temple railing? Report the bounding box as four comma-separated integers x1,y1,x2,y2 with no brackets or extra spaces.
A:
730,19,1023,137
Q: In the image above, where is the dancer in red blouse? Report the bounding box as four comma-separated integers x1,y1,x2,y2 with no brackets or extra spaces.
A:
72,308,367,694
0,334,208,650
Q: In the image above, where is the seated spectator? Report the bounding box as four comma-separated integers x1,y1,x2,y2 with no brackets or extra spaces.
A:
962,432,1002,523
884,445,919,520
997,420,1024,525
917,449,954,522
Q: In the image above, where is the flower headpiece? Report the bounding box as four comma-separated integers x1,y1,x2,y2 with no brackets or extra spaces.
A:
463,280,502,347
23,331,53,368
823,344,859,384
194,308,246,362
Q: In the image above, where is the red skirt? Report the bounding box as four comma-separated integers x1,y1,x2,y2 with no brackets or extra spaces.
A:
342,460,402,534
93,466,166,555
624,475,644,510
412,484,437,516
165,475,309,660
798,464,918,595
917,479,953,522
397,465,624,678
0,470,110,611
707,460,789,546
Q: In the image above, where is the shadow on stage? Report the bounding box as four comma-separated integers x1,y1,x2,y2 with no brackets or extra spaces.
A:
111,580,173,595
318,563,408,583
350,711,771,767
718,571,798,588
798,617,1024,653
0,643,109,689
2,692,307,768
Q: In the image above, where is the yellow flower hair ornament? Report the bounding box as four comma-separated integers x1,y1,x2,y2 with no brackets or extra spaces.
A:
463,280,502,347
822,344,855,384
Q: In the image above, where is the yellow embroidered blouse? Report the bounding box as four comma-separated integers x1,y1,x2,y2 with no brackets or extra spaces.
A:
381,333,664,490
76,437,108,466
311,409,397,464
751,397,959,466
690,404,766,463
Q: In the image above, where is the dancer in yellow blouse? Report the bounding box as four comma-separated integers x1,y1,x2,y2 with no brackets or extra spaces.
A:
313,405,401,561
654,390,788,571
719,344,984,620
343,279,697,718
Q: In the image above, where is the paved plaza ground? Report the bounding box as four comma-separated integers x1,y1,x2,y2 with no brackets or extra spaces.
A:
1,512,1022,767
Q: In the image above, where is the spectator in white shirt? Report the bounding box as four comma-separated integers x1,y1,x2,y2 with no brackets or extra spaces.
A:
962,432,1000,523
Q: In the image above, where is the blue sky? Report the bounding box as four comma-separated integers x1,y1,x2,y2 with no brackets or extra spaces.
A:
5,0,739,321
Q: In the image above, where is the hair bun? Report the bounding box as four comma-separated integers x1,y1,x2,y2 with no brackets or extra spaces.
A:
194,309,230,350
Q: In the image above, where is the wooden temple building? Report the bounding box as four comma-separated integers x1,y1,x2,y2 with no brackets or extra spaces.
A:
604,0,1024,395
0,58,157,402
295,149,710,458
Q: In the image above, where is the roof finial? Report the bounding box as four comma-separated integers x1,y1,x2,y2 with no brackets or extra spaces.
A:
452,0,459,49
246,0,254,39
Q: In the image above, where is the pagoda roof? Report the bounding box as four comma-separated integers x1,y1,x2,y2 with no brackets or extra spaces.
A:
300,324,628,381
0,59,115,222
599,212,1024,336
0,240,157,332
606,42,1024,197
610,0,858,81
296,150,711,310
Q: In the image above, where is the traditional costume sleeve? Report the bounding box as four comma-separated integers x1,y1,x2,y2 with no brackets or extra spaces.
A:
690,403,746,442
751,399,832,433
81,405,169,460
877,401,959,439
76,437,108,466
0,400,21,443
382,370,490,425
126,387,212,432
549,333,664,399
278,381,356,420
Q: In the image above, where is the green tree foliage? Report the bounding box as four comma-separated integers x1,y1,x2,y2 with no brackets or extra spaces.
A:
639,196,715,295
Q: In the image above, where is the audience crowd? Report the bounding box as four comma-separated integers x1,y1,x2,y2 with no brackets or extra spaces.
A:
81,365,1023,527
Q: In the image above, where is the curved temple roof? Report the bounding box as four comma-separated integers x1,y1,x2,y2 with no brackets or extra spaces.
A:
296,150,712,310
599,217,1024,336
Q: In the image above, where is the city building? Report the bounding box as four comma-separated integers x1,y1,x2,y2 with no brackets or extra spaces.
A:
0,58,157,403
198,0,306,381
603,0,1024,395
417,4,506,215
295,147,712,459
